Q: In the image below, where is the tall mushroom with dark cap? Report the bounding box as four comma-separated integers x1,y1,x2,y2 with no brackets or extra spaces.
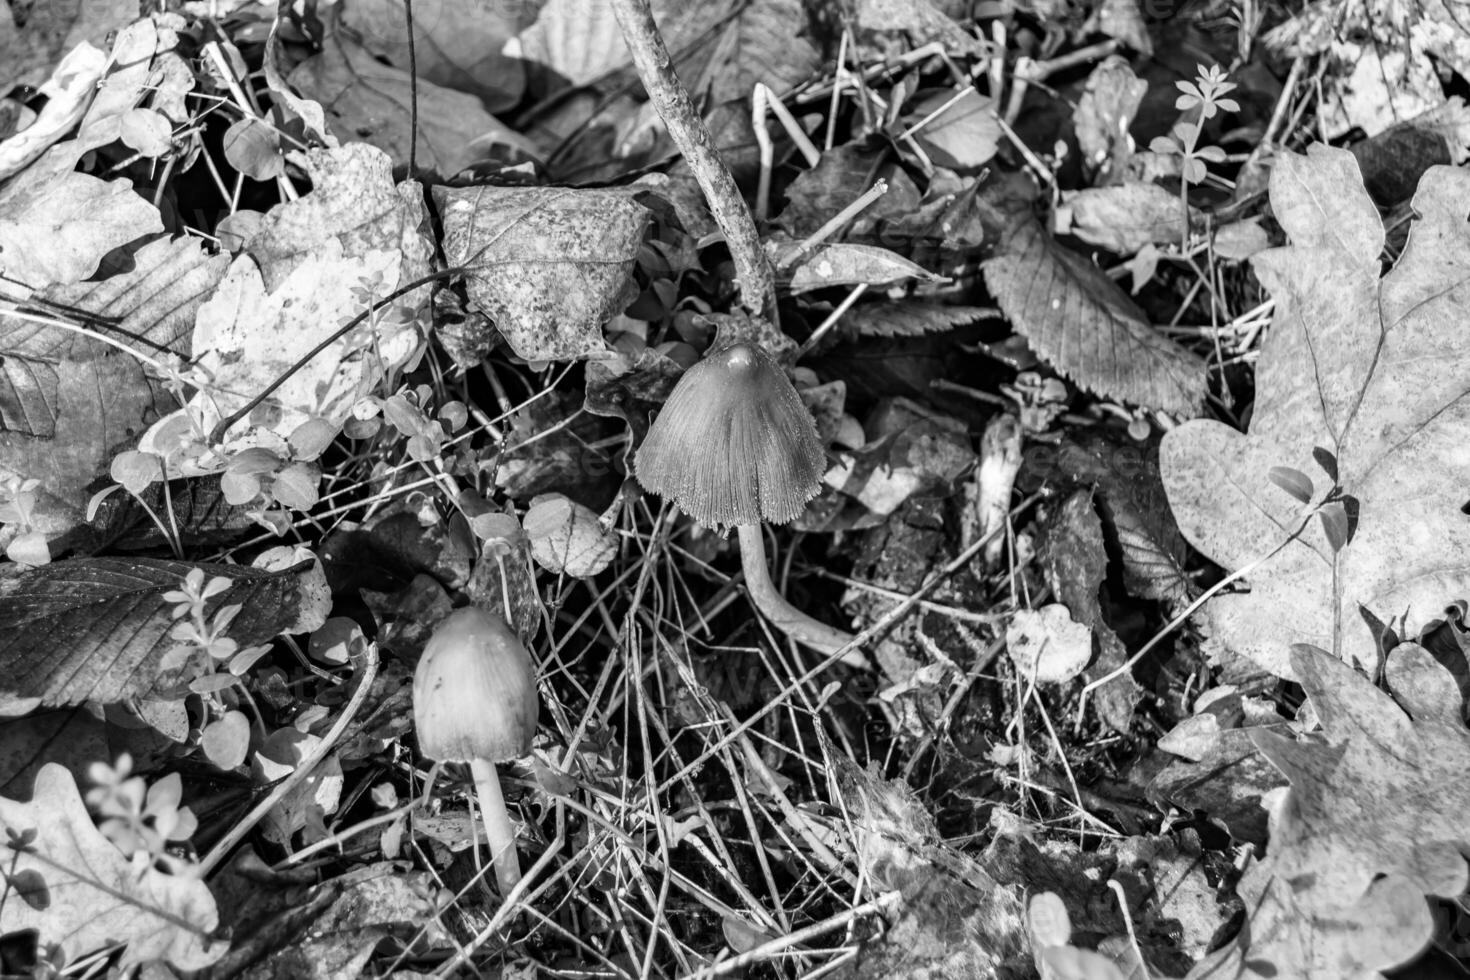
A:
636,343,861,664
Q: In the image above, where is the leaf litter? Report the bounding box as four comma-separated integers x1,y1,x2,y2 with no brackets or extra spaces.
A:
0,0,1468,977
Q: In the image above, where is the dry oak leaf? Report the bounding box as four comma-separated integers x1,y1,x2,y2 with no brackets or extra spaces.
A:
341,0,529,113
1162,146,1470,679
138,241,407,472
0,763,223,970
1250,643,1470,909
1188,644,1461,978
1186,866,1430,980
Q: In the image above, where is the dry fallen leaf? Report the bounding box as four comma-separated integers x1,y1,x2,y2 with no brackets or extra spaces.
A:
1162,147,1470,679
1073,57,1147,184
436,185,650,361
984,215,1206,416
1250,643,1470,910
1039,492,1139,730
0,556,330,710
905,88,1001,171
779,242,942,294
1058,182,1195,254
341,0,529,113
290,12,532,173
0,170,162,290
0,0,137,92
0,763,223,970
1185,643,1461,977
0,42,105,179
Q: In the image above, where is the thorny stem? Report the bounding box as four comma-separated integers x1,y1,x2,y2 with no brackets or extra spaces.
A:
470,757,523,897
736,524,866,668
609,0,777,319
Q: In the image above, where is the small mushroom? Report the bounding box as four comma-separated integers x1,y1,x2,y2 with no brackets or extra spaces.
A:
413,606,537,896
635,343,862,665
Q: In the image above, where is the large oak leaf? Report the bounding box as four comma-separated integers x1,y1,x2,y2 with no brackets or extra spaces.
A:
1162,146,1470,678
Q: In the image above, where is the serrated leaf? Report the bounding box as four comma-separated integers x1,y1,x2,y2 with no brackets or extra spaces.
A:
0,557,330,708
841,301,995,338
0,235,227,440
1161,147,1470,678
436,184,650,361
984,216,1206,415
0,764,223,969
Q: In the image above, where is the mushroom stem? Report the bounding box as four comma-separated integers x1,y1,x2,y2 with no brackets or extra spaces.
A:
736,524,867,668
470,758,522,897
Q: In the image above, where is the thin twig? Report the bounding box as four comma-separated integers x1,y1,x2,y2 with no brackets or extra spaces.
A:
609,0,776,319
657,492,1044,794
680,891,900,979
200,643,379,875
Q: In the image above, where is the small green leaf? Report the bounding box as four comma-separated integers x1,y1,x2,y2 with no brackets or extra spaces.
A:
1311,448,1340,484
1268,466,1315,504
1319,500,1350,553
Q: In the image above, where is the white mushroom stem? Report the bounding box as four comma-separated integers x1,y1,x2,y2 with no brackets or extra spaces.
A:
470,758,522,897
736,524,868,668
976,413,1023,567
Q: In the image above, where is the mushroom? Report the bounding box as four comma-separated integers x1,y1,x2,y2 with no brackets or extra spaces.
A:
635,343,862,665
413,606,537,896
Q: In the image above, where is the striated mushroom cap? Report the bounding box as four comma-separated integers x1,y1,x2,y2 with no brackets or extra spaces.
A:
413,607,538,763
635,343,825,530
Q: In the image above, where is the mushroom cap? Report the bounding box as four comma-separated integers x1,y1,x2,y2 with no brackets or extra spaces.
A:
635,343,825,530
412,607,538,763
